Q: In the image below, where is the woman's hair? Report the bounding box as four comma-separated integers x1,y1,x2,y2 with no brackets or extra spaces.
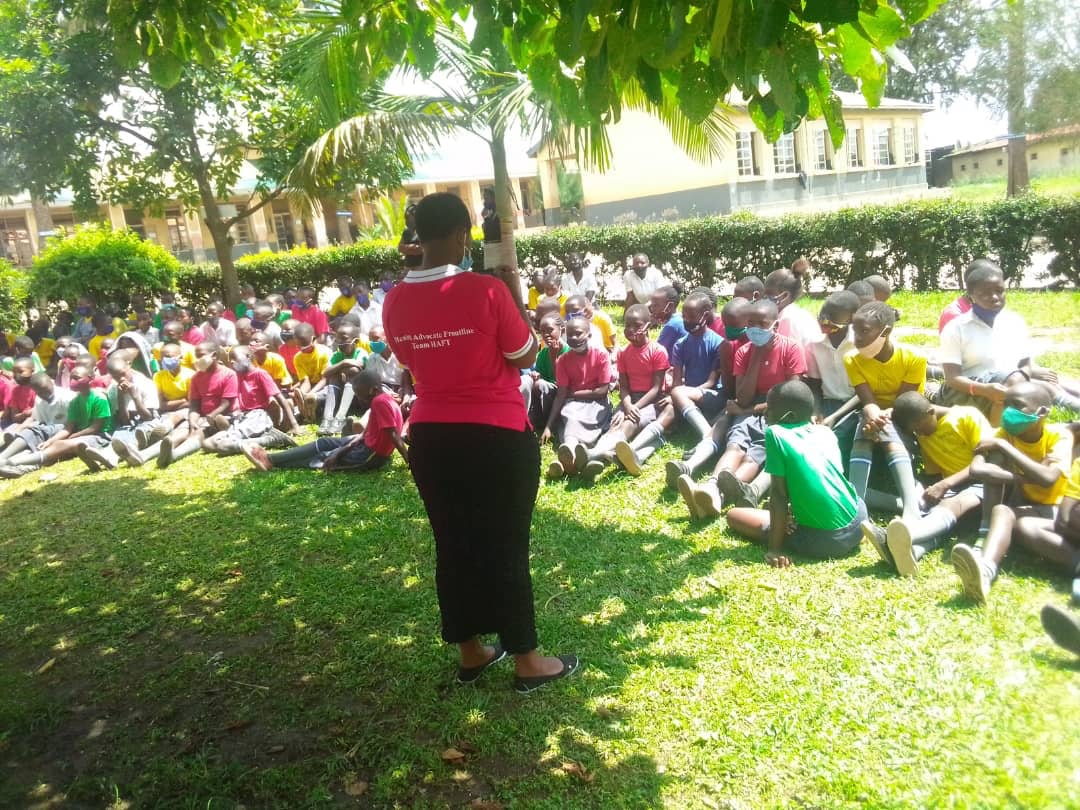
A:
415,192,471,242
855,301,898,329
538,312,564,330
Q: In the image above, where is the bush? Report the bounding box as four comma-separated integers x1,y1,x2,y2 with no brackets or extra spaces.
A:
0,258,30,331
172,194,1079,306
30,224,179,308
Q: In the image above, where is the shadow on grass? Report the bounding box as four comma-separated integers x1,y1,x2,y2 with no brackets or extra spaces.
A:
0,462,742,808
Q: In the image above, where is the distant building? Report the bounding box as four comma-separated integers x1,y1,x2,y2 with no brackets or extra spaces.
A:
532,91,933,226
944,125,1080,184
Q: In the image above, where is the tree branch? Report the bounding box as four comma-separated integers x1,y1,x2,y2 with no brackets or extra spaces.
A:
223,186,284,228
79,112,160,149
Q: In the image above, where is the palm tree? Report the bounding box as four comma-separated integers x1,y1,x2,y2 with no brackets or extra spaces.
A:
287,7,733,268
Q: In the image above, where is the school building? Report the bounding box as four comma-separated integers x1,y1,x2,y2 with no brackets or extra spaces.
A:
942,124,1080,185
532,91,933,226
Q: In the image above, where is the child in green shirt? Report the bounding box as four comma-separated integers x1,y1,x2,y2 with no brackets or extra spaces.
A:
530,312,568,431
726,379,867,567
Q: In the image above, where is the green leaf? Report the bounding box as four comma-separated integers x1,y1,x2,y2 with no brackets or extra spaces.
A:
708,0,733,57
802,0,860,28
677,60,718,123
147,50,183,88
755,0,790,47
748,95,784,142
636,60,664,106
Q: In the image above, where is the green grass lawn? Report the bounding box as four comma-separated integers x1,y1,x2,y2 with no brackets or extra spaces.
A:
947,171,1080,202
2,294,1079,808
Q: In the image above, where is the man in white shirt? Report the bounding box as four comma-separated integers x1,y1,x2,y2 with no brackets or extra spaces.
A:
561,252,598,302
0,373,76,464
623,253,669,309
765,267,822,349
804,291,861,464
349,281,384,335
201,301,238,348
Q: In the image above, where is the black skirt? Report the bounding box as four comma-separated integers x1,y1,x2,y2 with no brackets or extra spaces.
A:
408,422,541,653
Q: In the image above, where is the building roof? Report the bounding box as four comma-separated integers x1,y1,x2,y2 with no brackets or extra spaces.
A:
946,124,1080,158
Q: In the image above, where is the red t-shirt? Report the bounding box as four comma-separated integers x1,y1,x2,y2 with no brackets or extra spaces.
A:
732,334,807,397
556,346,614,392
383,266,534,431
292,305,329,336
183,326,206,345
708,315,724,336
279,343,300,376
364,391,404,457
0,377,36,414
938,295,972,334
617,341,669,392
236,367,279,412
188,364,239,416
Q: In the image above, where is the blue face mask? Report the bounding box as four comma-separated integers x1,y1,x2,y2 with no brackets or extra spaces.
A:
971,302,999,326
162,357,181,372
369,340,387,355
340,287,353,297
746,326,773,347
357,294,370,307
245,308,255,319
251,319,267,331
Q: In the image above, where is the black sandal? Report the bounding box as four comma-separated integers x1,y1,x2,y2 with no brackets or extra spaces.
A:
513,654,580,694
456,645,507,684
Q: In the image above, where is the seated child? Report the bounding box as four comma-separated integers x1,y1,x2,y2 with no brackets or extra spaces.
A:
542,316,614,477
200,346,295,454
87,312,120,358
315,324,367,435
116,342,195,467
289,322,333,421
867,391,991,576
530,314,568,431
564,293,616,355
364,326,403,393
0,363,113,478
249,331,292,389
134,310,159,345
329,276,357,318
233,317,255,347
805,291,861,467
11,336,45,373
563,294,609,354
538,268,567,317
649,285,686,357
765,267,821,349
667,291,724,448
80,355,160,471
277,318,301,377
953,382,1074,603
153,320,196,368
157,341,238,468
243,370,406,473
666,297,749,488
725,379,867,565
732,275,764,303
526,269,545,318
680,299,806,519
1018,456,1080,604
251,300,282,347
267,293,292,326
348,281,383,336
0,373,76,467
1,357,37,436
26,318,55,369
202,300,237,347
845,301,926,522
177,306,205,346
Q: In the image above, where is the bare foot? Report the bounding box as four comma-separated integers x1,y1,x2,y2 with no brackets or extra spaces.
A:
514,651,567,678
458,639,498,669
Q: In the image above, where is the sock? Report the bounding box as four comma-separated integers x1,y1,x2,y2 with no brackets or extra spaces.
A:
335,386,355,420
984,559,999,582
885,446,921,520
848,441,873,498
910,506,958,558
865,488,903,513
323,387,338,421
7,450,41,467
681,406,711,439
631,422,665,451
685,439,718,474
0,437,27,462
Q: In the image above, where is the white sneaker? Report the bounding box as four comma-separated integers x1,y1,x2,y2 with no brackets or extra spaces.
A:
694,479,724,518
557,443,576,475
614,440,643,476
886,518,918,577
952,543,991,604
677,474,701,519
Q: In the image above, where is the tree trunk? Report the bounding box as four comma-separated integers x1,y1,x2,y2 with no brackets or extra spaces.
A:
195,174,240,306
30,196,55,251
488,131,518,271
1006,0,1029,197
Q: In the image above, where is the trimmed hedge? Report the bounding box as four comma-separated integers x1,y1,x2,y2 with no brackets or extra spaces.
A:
174,195,1080,306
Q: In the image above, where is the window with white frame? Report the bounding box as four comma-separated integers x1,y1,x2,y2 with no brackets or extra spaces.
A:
902,126,918,164
164,208,189,254
230,204,252,244
773,132,797,174
813,129,832,171
736,131,758,176
874,128,894,166
845,127,863,168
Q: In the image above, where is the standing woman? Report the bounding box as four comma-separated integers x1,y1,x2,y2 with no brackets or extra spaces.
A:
382,193,578,693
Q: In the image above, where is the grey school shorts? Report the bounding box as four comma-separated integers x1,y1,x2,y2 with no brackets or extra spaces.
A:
699,388,727,420
726,413,768,466
763,499,868,560
14,423,63,451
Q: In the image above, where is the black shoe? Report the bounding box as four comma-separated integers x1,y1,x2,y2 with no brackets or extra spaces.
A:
1041,604,1080,657
456,645,507,684
513,654,580,694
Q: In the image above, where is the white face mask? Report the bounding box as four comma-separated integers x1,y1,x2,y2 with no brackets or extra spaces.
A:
194,354,214,372
857,329,889,359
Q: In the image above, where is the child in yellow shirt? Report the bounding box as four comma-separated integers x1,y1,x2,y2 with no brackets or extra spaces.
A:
289,322,332,421
954,382,1074,603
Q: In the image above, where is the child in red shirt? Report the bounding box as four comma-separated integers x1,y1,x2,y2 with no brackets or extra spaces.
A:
1,357,37,434
201,345,297,455
541,316,614,479
243,369,407,473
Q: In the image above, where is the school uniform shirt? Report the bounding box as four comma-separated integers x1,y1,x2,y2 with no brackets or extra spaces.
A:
535,344,569,384
806,329,857,401
292,344,332,384
657,314,688,357
383,264,534,431
88,331,120,359
136,326,160,345
30,385,76,426
1,378,36,414
555,346,614,392
1063,458,1080,502
617,341,669,392
527,287,542,311
182,326,206,345
72,316,96,344
235,367,280,412
671,329,723,388
252,352,292,386
35,337,56,367
539,293,568,317
154,366,196,402
776,304,822,349
765,422,859,530
67,388,113,434
201,319,237,347
939,308,1030,378
279,343,300,377
562,270,598,300
844,345,926,409
328,294,356,317
329,346,367,365
918,406,992,476
591,309,617,351
152,340,196,369
732,334,807,398
995,423,1073,505
623,266,668,304
107,371,160,417
349,302,383,334
938,295,972,334
364,391,405,457
291,304,330,336
188,365,239,416
364,352,403,387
